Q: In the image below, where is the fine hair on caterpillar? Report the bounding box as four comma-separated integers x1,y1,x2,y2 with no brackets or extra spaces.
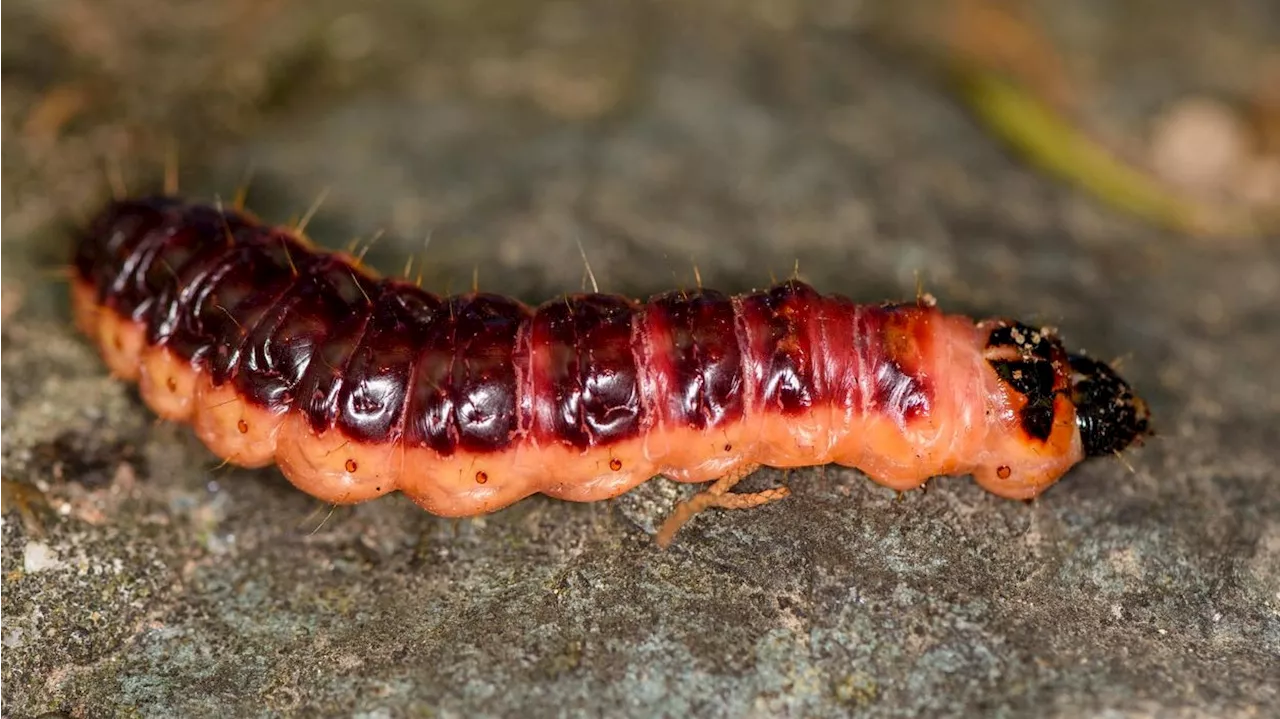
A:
70,192,1152,547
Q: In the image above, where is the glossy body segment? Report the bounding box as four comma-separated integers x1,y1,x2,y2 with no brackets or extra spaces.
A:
734,281,824,416
403,292,528,455
530,293,643,449
230,257,359,409
73,197,1149,531
639,289,744,431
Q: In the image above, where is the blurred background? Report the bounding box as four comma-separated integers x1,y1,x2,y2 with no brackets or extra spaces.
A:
5,0,1278,294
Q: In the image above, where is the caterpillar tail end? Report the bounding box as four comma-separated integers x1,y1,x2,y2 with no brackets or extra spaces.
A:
1067,354,1152,457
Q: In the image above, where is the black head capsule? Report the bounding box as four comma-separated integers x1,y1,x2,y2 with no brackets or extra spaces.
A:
983,321,1064,442
1066,354,1151,457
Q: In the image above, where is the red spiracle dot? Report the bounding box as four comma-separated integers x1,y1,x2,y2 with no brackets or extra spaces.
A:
609,458,623,471
475,470,488,484
997,465,1012,479
345,458,358,473
236,419,249,434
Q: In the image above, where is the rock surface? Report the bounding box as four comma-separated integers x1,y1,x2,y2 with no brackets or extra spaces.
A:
3,1,1277,717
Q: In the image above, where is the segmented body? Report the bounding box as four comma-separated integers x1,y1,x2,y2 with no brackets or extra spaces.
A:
72,197,1149,540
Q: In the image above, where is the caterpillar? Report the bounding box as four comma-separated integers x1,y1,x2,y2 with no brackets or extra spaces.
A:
71,195,1151,546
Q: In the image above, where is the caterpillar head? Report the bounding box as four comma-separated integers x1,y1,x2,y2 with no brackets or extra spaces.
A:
983,321,1151,458
1066,354,1151,457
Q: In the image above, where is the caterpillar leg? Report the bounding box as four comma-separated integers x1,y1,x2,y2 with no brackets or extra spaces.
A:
655,464,791,548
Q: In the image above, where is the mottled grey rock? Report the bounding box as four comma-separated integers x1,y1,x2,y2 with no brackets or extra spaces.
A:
3,2,1277,717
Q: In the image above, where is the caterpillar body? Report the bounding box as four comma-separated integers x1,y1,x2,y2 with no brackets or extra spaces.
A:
72,196,1150,545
